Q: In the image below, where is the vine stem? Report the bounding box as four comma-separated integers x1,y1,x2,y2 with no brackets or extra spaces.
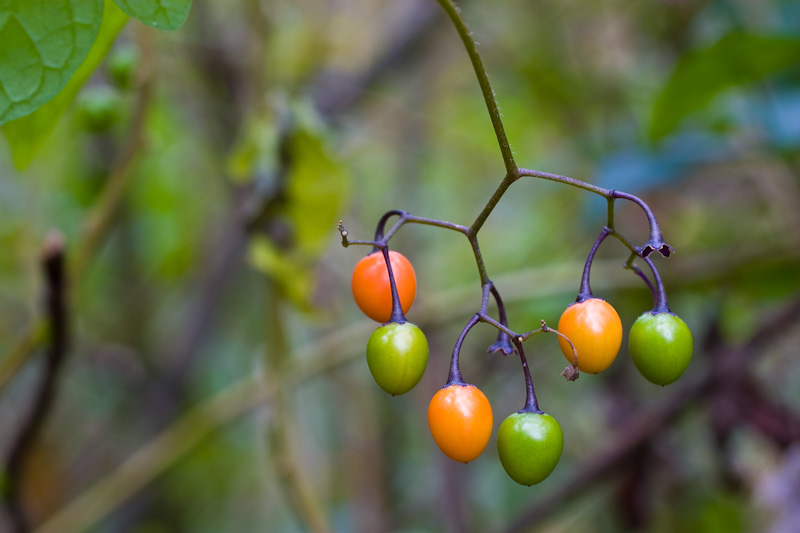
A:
517,168,671,257
435,0,516,177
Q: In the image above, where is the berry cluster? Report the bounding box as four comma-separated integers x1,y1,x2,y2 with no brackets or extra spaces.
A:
338,0,693,486
340,197,692,486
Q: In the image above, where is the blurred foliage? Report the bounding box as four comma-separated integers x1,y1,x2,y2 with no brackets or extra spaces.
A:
1,0,800,532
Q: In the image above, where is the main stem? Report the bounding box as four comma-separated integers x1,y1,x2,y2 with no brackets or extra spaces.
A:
435,0,517,177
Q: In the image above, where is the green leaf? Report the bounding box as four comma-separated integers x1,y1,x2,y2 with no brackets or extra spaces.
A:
650,32,800,141
111,0,192,30
2,0,128,169
0,0,103,125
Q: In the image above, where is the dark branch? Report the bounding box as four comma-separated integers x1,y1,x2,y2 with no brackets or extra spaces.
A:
5,233,70,533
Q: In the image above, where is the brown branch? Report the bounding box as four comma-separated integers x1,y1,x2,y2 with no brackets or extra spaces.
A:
4,233,69,533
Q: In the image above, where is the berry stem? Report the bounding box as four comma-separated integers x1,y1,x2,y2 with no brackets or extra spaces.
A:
447,314,481,385
626,257,658,301
611,191,671,257
512,338,542,413
643,255,671,314
381,247,407,324
577,228,610,302
488,284,514,354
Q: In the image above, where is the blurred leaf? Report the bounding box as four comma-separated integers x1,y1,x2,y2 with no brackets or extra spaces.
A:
0,0,103,125
111,0,192,30
650,32,800,141
2,0,128,168
265,21,324,86
247,103,349,311
249,236,314,312
226,108,279,183
286,126,347,256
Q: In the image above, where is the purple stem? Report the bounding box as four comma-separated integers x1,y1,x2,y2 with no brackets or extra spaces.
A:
512,337,541,413
381,247,407,324
629,262,657,302
448,314,481,385
578,228,610,302
643,255,671,314
610,191,669,257
488,284,514,353
373,210,406,252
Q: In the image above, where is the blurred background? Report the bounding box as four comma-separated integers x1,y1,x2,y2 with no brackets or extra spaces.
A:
1,0,800,531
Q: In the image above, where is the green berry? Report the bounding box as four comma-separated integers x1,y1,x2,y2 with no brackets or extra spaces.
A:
497,411,563,486
628,312,693,386
366,322,428,396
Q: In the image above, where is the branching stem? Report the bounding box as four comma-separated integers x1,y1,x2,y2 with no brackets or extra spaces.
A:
337,0,674,405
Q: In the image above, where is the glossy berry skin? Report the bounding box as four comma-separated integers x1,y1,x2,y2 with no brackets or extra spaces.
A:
366,322,429,395
557,298,623,374
497,411,563,486
428,383,493,463
351,251,416,323
628,312,693,385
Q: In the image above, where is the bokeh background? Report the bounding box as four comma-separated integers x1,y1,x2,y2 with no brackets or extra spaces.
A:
2,0,800,531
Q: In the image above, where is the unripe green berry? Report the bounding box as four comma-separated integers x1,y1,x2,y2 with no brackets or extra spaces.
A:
497,411,563,486
366,322,428,396
628,312,693,386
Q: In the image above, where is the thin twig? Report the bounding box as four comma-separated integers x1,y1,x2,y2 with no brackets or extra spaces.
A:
5,233,69,533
